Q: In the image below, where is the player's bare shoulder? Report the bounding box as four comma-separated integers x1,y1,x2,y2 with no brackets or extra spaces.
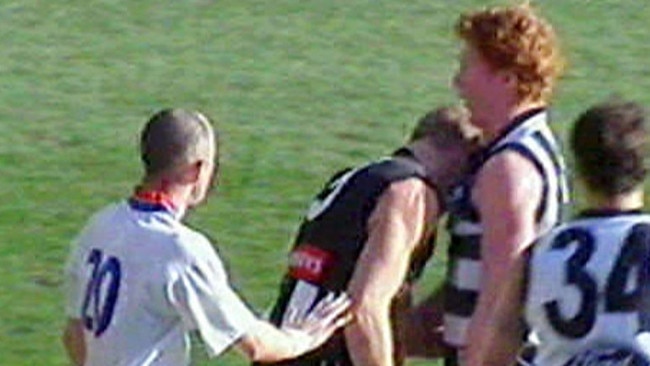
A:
387,177,438,207
477,150,544,200
376,178,441,231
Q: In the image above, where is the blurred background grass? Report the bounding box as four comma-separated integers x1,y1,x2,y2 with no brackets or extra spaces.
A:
0,1,648,364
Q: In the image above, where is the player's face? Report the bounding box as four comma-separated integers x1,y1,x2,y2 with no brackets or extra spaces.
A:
454,45,510,130
445,138,479,184
425,134,480,189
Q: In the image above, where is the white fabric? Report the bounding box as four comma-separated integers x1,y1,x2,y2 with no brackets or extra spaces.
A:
526,214,650,365
449,259,483,290
443,313,471,346
64,201,257,366
444,110,569,347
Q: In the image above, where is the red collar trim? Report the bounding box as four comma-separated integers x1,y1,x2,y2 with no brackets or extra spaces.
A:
130,188,177,213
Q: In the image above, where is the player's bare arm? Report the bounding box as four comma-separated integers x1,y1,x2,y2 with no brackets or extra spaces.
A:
464,151,542,366
345,178,439,366
477,250,528,366
62,318,86,366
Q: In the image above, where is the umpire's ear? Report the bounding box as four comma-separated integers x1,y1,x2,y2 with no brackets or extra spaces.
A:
177,160,203,185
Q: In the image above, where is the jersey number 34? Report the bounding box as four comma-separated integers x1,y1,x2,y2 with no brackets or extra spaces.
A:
543,224,650,338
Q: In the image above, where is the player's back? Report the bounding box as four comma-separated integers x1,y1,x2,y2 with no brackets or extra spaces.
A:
525,210,650,365
66,200,214,366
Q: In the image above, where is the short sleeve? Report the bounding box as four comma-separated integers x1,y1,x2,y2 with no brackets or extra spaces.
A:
64,231,88,318
167,249,258,357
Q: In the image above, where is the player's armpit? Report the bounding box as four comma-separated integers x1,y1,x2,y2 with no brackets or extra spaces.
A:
62,318,86,366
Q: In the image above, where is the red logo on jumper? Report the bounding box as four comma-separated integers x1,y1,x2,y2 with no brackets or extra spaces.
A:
288,245,333,284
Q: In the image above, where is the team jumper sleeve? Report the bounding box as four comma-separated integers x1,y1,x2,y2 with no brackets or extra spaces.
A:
166,250,258,357
64,229,90,319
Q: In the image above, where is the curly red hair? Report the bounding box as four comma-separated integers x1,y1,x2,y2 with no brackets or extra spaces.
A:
456,3,565,103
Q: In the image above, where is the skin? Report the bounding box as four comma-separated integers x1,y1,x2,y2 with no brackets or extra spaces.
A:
61,159,212,366
454,45,547,366
454,45,545,139
345,137,474,366
62,127,350,365
463,153,542,366
62,319,85,366
238,295,350,362
481,179,645,366
346,178,439,366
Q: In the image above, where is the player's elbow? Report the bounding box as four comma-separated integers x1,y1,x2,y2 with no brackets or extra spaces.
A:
348,297,390,332
351,296,383,316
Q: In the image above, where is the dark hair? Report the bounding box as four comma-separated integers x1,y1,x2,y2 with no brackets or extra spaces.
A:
140,109,216,177
571,98,648,195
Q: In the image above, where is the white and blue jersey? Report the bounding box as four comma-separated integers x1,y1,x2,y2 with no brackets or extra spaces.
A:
64,197,257,366
444,108,570,347
525,210,650,366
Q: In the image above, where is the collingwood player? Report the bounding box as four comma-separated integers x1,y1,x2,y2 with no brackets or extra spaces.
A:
259,106,480,366
485,98,650,366
61,109,350,366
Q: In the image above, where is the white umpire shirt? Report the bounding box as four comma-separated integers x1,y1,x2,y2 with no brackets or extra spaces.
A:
64,197,258,366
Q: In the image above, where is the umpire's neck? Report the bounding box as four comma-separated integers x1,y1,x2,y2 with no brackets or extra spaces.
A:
138,160,210,219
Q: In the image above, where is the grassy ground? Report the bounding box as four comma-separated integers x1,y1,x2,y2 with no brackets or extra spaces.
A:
0,1,648,365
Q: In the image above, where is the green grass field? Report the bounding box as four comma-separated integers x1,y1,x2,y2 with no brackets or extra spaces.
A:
1,1,648,365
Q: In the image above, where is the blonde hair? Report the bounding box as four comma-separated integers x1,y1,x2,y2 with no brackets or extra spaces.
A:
456,3,565,103
410,105,480,146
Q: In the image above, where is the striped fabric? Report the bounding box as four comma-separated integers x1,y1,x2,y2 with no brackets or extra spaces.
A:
443,110,570,347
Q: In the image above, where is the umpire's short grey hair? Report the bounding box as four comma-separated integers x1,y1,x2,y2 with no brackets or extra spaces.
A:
140,109,216,177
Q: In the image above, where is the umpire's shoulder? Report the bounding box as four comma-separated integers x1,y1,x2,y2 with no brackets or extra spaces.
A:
168,224,219,264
